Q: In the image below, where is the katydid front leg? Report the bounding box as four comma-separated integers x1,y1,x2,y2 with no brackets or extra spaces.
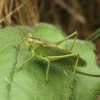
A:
14,34,30,47
14,38,26,47
55,31,78,51
16,53,34,69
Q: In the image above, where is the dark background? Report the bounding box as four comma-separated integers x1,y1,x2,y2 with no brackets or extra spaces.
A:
0,0,100,64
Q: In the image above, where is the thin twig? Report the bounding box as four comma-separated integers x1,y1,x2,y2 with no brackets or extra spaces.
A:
0,0,5,18
0,4,24,23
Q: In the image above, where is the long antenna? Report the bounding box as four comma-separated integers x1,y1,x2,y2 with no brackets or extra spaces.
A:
15,26,26,36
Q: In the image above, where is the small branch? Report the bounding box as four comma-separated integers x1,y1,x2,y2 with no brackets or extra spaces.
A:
0,4,23,23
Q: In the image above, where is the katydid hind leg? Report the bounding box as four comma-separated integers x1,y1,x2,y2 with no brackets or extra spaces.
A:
36,54,79,81
55,31,78,51
46,53,79,89
70,53,79,90
46,53,78,61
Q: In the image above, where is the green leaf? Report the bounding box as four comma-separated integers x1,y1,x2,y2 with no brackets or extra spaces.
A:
0,25,73,100
0,23,100,100
65,40,100,100
31,23,100,99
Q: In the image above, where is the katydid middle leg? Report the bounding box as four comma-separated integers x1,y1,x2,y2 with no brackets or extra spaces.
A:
37,56,50,81
55,31,78,51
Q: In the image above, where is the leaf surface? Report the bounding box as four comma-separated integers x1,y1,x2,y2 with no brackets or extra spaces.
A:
0,23,100,100
0,25,72,100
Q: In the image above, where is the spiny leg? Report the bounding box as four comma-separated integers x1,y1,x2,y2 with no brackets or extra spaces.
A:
46,53,78,61
55,31,78,51
70,53,79,91
16,52,34,69
46,53,79,89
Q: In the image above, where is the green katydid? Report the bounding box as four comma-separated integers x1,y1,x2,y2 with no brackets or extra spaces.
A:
14,30,100,82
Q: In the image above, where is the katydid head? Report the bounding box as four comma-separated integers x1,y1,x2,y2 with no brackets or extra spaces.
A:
26,33,42,51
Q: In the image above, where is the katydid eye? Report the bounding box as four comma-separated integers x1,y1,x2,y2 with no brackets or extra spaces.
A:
28,40,31,43
28,38,33,43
